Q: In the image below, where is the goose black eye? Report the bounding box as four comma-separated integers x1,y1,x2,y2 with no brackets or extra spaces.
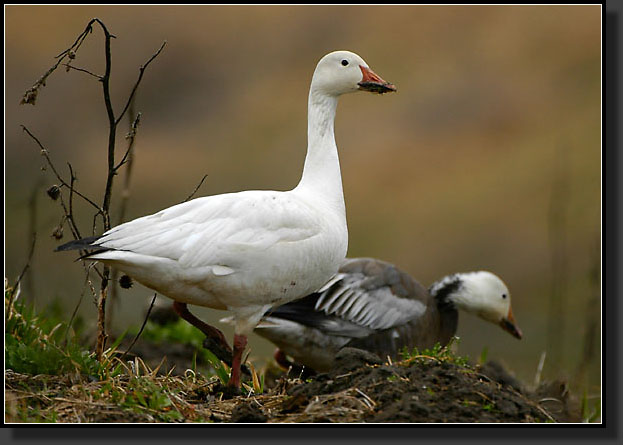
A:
502,294,507,299
341,59,349,66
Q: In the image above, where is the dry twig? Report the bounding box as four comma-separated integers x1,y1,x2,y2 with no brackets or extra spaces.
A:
121,293,158,360
183,174,209,203
21,18,166,362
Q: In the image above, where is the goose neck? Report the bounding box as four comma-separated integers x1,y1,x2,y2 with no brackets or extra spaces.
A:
295,90,344,212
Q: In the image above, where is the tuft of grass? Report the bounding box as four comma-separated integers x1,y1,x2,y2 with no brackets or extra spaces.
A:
6,356,215,423
482,402,495,412
138,318,266,390
399,337,470,367
248,362,264,395
117,374,184,422
202,348,230,385
138,318,230,381
479,346,489,365
5,282,107,377
140,319,206,348
5,279,270,424
5,281,222,423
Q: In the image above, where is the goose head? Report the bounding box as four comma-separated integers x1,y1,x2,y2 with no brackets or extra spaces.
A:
311,50,396,97
436,271,523,339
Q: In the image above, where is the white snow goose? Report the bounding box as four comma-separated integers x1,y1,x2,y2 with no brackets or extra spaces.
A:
56,51,396,388
251,257,522,373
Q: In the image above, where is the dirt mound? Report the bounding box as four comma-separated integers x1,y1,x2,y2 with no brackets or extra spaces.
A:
6,342,574,423
275,348,553,423
116,341,573,423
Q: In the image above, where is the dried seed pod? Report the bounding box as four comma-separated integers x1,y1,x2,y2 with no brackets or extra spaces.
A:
119,275,133,289
51,225,64,240
47,185,61,201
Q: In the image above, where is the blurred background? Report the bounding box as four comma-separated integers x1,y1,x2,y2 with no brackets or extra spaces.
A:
6,5,600,397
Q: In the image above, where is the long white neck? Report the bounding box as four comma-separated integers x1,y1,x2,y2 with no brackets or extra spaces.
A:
294,89,345,215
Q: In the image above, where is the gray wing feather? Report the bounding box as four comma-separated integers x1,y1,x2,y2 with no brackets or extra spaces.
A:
312,258,428,334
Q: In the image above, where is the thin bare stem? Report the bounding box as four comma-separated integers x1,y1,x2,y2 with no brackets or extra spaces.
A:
21,18,100,106
109,103,140,329
97,18,117,232
21,125,102,213
7,234,37,313
63,269,94,345
114,112,141,172
62,63,102,80
183,174,209,203
54,18,99,59
115,41,167,126
25,180,42,302
24,18,165,363
90,19,164,361
95,268,110,361
121,294,158,360
66,163,83,241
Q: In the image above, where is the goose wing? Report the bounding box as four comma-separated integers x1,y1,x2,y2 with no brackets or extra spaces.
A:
265,258,429,338
84,190,324,269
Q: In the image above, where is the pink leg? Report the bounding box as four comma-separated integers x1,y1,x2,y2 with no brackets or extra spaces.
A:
172,302,233,361
228,333,247,388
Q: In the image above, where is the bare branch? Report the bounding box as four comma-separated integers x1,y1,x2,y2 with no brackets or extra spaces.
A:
110,102,141,329
67,163,76,227
115,41,167,126
183,174,209,203
91,212,101,237
63,266,93,345
114,112,141,172
87,18,119,361
22,125,65,187
57,196,79,240
21,18,98,105
24,18,165,363
95,268,110,360
62,63,102,80
54,18,97,59
96,19,117,233
121,293,158,360
24,180,45,302
21,125,103,213
65,163,84,242
7,234,37,305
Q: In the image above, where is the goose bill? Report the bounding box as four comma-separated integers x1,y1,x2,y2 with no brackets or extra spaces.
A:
358,66,396,94
500,307,523,339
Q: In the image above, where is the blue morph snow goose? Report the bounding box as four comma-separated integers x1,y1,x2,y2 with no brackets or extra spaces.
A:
56,51,396,388
252,257,522,373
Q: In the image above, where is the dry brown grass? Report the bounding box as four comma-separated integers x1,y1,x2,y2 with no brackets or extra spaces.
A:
5,366,377,423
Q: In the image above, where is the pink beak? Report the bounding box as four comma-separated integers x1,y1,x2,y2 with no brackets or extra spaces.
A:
358,65,396,94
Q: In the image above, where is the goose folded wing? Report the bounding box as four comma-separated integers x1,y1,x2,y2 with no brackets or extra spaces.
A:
91,191,321,267
267,269,427,339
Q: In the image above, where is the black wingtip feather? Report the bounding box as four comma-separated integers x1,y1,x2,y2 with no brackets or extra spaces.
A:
55,235,102,252
264,294,327,328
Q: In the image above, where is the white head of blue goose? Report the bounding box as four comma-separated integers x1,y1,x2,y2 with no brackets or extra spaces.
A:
430,271,522,339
